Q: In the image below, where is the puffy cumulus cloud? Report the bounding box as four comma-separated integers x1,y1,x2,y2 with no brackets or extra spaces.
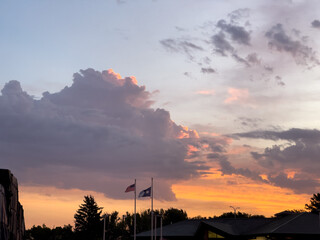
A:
265,24,319,66
0,68,222,200
228,128,320,194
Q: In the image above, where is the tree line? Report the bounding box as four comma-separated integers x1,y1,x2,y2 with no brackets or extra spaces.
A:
25,193,320,240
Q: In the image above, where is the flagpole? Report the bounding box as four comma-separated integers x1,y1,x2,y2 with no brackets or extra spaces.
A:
151,177,153,240
134,179,136,240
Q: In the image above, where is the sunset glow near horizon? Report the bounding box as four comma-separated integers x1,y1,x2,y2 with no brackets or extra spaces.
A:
1,0,320,229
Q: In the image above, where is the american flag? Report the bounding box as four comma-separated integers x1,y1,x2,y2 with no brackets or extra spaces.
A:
125,183,136,192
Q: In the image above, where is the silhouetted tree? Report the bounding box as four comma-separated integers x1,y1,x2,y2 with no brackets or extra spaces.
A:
216,211,265,218
104,211,123,240
274,209,305,218
25,224,75,240
163,208,188,225
191,215,205,220
25,224,52,240
136,209,152,233
74,195,103,240
305,193,320,213
51,225,75,240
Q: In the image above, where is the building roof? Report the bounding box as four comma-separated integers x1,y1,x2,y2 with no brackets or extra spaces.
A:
136,219,201,237
137,213,320,239
202,218,272,235
252,212,320,235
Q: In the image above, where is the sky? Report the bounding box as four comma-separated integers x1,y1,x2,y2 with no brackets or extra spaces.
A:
1,0,320,228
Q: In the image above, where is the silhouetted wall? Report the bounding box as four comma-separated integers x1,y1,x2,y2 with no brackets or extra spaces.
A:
0,169,25,240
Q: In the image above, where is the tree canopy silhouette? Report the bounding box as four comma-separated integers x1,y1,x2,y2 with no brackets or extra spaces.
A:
74,195,103,240
163,208,188,225
216,211,265,218
305,193,320,213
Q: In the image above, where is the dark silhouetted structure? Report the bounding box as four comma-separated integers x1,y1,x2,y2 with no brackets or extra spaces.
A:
0,169,25,240
137,212,320,239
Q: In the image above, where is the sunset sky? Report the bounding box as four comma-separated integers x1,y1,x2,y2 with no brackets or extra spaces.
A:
1,0,320,228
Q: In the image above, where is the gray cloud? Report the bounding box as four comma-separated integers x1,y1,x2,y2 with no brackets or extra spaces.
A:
230,128,320,193
214,156,318,194
160,38,203,61
233,128,320,142
235,117,262,128
211,20,251,67
246,53,261,65
311,20,320,29
218,158,266,182
275,75,285,86
227,8,250,24
211,32,235,56
217,20,251,45
201,67,216,74
265,23,319,65
0,68,214,200
268,173,319,194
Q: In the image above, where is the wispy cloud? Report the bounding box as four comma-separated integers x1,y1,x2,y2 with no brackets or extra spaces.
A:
265,23,319,66
224,88,249,104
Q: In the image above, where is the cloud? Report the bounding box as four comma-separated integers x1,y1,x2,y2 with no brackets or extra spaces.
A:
211,153,318,194
265,23,319,65
211,20,251,66
246,53,261,65
216,20,251,45
195,90,215,96
230,128,320,193
0,68,215,200
224,88,249,104
235,117,262,128
218,158,266,183
201,67,216,74
160,38,203,61
227,8,250,24
233,128,320,142
311,20,320,29
211,32,235,56
275,75,285,86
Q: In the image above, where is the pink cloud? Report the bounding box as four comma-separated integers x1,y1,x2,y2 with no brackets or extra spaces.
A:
224,88,249,104
195,90,215,95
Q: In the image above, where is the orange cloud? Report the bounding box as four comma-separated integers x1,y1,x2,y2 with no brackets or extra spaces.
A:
284,169,298,179
129,76,138,85
107,69,122,79
199,131,220,137
227,145,251,155
187,144,199,156
104,69,138,86
224,88,249,104
178,126,200,139
195,90,215,95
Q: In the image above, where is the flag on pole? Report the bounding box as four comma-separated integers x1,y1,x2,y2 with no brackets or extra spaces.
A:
138,187,151,197
125,183,136,193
